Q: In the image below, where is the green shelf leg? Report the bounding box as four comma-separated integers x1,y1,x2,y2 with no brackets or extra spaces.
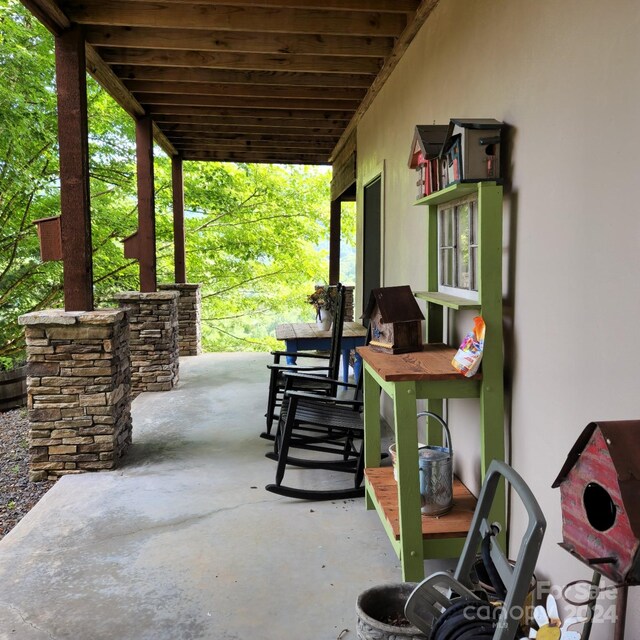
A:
363,366,381,511
393,381,425,582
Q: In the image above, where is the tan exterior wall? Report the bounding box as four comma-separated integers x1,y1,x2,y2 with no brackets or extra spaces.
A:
356,0,640,635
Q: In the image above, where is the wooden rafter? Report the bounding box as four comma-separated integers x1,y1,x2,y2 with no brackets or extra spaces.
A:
21,0,438,165
123,80,367,102
60,1,408,37
113,66,375,88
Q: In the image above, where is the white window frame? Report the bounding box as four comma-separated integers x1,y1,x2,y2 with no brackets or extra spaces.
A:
437,194,479,301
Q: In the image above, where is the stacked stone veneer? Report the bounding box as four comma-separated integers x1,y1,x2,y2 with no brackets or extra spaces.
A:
343,285,355,322
112,291,179,396
17,309,132,481
158,283,202,356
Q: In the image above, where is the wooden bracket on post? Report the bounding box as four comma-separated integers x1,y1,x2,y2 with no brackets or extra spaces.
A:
123,231,140,260
34,216,63,261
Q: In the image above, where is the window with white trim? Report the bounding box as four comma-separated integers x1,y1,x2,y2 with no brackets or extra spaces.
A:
438,196,478,299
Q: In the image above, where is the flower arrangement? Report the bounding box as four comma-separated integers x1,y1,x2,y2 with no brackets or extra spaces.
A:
306,285,337,315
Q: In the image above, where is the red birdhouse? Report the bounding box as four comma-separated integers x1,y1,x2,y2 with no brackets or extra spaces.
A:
552,420,640,585
408,125,448,199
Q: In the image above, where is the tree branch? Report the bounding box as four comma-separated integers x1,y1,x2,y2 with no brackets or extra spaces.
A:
201,322,270,349
202,268,286,298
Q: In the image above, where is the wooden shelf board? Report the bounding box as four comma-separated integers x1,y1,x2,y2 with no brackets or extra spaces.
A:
414,291,482,310
414,182,484,206
357,343,481,383
365,467,477,540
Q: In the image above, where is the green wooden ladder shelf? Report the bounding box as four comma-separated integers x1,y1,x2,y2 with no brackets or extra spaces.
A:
361,181,506,582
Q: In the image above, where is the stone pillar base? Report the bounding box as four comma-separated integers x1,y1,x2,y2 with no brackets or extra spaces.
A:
158,283,202,356
113,291,179,396
18,309,132,482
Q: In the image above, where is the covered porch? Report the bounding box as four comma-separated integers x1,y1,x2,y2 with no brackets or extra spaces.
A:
0,353,443,639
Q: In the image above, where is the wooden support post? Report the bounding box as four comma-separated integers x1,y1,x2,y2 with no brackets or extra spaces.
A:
55,25,93,311
172,155,186,284
136,115,156,292
329,199,341,285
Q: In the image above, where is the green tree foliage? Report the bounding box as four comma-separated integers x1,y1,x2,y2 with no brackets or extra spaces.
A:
0,1,62,364
0,0,343,364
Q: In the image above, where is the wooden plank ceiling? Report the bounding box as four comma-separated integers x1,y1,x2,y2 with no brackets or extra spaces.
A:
24,0,440,165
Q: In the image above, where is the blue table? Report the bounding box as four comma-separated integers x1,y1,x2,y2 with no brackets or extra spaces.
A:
275,322,367,383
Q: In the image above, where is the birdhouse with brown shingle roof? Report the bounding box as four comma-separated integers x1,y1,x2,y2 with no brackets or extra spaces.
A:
362,286,424,354
552,420,640,585
408,125,449,199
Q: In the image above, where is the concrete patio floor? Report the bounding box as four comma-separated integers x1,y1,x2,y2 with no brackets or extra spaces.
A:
0,352,447,640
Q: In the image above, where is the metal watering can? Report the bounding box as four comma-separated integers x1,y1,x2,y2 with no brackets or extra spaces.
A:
417,411,453,517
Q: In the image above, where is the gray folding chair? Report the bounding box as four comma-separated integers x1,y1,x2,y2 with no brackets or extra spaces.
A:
405,460,546,640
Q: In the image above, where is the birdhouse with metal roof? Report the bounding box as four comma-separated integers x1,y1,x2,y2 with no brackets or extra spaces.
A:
407,125,449,198
552,420,640,585
441,118,504,185
362,285,424,354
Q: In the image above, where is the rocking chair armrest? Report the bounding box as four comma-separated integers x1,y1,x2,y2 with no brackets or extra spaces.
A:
270,350,330,360
284,389,363,409
282,371,359,389
267,363,331,373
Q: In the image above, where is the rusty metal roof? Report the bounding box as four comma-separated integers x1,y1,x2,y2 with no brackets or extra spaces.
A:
22,0,441,164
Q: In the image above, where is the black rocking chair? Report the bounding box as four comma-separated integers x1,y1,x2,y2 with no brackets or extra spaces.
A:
262,282,346,440
264,369,366,500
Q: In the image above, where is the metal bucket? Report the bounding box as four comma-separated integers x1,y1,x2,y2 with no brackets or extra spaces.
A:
417,412,453,517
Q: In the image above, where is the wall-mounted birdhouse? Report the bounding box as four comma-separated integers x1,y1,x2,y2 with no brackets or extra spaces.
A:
407,125,449,199
441,118,504,185
362,285,424,354
552,420,640,585
33,216,62,262
123,231,140,260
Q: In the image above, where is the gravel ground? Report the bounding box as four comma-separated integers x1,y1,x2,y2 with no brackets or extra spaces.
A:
0,409,54,540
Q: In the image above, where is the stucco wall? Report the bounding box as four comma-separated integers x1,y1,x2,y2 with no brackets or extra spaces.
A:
356,0,640,636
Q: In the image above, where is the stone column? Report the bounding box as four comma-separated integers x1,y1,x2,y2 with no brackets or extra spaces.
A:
158,283,202,356
112,291,179,396
17,309,132,482
343,285,355,322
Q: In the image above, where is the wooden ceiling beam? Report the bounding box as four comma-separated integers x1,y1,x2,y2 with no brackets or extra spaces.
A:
98,47,383,75
171,140,335,153
130,0,419,12
146,104,353,120
158,126,340,140
84,46,177,157
137,93,358,111
164,130,337,142
113,65,375,88
61,1,407,37
123,79,366,101
154,113,344,125
20,0,70,35
181,149,330,164
171,142,335,154
157,121,344,135
86,27,393,58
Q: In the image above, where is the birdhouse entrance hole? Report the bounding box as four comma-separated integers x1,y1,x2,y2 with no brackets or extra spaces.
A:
583,482,616,531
